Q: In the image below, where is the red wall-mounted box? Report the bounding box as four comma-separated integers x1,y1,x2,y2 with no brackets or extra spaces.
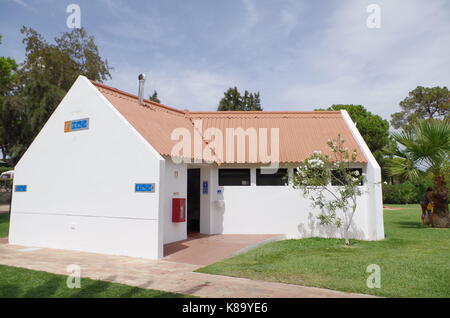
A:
172,198,186,222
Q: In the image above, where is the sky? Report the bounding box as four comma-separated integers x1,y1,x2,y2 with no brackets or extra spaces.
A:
1,0,449,120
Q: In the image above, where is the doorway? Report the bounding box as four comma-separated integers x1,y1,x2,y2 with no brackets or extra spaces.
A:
187,168,201,233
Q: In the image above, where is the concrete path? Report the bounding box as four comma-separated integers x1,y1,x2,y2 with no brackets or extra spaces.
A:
0,205,9,213
164,234,283,265
0,242,374,298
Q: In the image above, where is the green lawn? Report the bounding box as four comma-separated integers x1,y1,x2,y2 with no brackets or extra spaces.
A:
0,264,189,298
0,213,9,237
198,204,450,298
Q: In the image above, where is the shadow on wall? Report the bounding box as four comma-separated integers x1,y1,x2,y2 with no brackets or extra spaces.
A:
214,190,225,234
297,212,366,240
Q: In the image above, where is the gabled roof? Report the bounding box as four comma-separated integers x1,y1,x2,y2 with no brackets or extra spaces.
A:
92,81,367,164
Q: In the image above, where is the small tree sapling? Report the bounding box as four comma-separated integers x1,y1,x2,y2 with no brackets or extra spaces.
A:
291,134,365,246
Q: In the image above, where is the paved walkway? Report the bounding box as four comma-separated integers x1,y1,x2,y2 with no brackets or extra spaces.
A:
0,242,373,298
0,205,9,213
164,234,283,265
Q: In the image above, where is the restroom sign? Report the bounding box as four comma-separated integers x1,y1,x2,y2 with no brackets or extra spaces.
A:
15,185,27,192
64,118,89,133
135,183,155,193
202,181,208,194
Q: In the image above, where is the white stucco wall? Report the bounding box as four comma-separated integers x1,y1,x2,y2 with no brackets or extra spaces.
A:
163,159,187,244
194,110,385,241
205,165,373,240
9,76,165,259
340,110,384,240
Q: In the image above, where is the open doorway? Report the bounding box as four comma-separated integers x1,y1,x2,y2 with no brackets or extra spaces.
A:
187,168,200,234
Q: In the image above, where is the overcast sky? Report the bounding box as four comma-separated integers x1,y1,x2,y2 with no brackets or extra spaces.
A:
1,0,449,120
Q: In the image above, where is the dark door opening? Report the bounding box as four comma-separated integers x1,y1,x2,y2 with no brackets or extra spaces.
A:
187,168,201,233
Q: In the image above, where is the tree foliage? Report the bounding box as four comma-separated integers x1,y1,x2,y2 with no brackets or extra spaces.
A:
391,86,450,131
0,27,112,165
218,87,262,111
317,104,390,154
149,90,161,103
387,120,450,227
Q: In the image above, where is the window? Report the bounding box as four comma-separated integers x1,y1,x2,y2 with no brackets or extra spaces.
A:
331,168,363,186
218,169,251,186
256,168,288,186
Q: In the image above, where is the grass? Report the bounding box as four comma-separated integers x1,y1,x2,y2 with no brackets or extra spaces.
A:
0,264,189,298
197,204,450,298
0,212,9,237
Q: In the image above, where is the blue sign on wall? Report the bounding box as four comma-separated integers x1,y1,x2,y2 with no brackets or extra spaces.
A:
135,183,155,193
15,185,27,192
64,118,89,133
202,181,208,194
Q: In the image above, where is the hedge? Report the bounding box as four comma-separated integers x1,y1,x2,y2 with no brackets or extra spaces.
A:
382,181,433,204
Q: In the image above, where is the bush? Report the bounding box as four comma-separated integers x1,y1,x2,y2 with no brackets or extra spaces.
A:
0,167,13,175
382,180,433,204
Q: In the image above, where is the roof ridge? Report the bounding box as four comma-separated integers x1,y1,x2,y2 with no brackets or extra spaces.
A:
91,80,186,115
190,111,340,115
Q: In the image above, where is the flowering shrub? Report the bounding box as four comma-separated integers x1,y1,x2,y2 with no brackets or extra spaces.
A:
291,134,365,245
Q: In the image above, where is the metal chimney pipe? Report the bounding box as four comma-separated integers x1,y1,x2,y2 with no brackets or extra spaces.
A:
138,73,145,105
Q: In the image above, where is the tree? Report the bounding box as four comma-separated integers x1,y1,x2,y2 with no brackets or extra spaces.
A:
391,86,450,131
388,120,450,227
0,34,19,159
217,87,262,111
0,27,112,165
291,135,365,246
149,90,160,103
0,41,18,96
317,105,390,154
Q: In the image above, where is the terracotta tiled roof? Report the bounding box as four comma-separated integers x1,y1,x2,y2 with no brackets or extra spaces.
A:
92,81,367,164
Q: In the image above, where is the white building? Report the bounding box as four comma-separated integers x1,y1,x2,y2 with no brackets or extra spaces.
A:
9,76,384,259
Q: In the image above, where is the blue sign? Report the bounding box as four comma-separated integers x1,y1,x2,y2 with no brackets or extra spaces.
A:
15,185,27,192
135,183,155,193
64,118,89,132
202,181,208,194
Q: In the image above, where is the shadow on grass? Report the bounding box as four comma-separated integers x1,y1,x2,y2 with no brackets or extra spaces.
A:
0,273,186,298
0,284,20,298
395,221,428,229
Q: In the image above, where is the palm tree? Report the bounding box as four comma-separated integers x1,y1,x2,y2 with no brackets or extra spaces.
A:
387,120,450,227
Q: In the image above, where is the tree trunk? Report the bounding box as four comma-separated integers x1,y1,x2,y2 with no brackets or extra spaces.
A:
432,174,450,228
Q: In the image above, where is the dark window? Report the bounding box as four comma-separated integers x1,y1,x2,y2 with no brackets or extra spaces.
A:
331,168,363,186
256,168,288,186
219,169,251,186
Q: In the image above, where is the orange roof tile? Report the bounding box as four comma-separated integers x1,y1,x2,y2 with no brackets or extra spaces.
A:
92,81,367,164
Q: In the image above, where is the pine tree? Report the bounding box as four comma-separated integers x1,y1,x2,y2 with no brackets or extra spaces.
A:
149,90,161,103
217,87,262,111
